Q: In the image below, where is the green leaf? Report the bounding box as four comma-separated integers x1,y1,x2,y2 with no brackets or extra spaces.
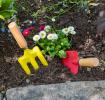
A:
46,46,50,51
2,0,14,10
39,43,45,47
50,47,55,52
0,10,16,19
0,0,15,20
41,50,46,55
0,15,4,20
0,0,2,7
58,50,66,58
49,51,56,58
56,45,61,50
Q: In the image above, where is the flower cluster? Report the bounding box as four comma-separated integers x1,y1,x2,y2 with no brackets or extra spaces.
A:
62,26,76,35
33,25,76,58
33,25,59,41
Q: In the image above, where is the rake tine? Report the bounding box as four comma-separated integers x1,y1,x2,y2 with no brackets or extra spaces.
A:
30,57,39,70
33,46,48,66
18,58,31,75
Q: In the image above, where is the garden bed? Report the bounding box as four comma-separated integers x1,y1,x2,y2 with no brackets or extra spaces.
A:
0,0,105,91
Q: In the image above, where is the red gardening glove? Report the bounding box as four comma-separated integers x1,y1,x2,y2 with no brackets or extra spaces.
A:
62,51,79,75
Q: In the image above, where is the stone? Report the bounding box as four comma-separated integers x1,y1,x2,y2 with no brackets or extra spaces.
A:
6,81,105,100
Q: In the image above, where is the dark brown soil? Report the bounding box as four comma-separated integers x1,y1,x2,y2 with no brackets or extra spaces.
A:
0,0,105,91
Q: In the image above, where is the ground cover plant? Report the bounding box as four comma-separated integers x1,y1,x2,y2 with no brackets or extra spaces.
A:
0,0,105,91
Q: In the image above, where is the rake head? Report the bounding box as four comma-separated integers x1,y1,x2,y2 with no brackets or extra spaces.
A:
18,46,48,75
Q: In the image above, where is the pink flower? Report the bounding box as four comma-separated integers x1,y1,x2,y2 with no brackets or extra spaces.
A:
23,30,30,37
39,25,45,31
22,26,35,37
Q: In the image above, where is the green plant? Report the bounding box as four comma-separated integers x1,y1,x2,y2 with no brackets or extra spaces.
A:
62,0,88,7
46,0,88,17
32,6,46,20
32,0,89,20
0,0,16,20
33,24,76,58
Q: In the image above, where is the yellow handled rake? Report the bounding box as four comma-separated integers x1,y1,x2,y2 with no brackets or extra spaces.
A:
8,22,48,75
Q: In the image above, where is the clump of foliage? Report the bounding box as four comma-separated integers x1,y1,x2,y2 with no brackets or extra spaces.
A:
15,0,89,20
33,23,76,58
0,0,16,20
32,0,89,19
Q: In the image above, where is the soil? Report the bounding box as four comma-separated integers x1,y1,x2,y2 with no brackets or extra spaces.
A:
0,0,105,91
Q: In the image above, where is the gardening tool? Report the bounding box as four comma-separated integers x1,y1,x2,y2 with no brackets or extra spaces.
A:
62,51,99,75
8,22,48,75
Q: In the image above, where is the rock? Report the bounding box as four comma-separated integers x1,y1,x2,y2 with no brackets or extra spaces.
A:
6,81,105,100
84,39,94,50
46,55,53,61
25,79,30,84
4,55,18,63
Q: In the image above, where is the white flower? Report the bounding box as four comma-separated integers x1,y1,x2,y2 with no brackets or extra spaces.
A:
44,25,51,32
68,26,74,32
71,31,76,35
33,35,40,41
47,34,53,40
39,31,46,38
47,34,58,40
62,28,69,35
52,34,58,39
52,18,56,22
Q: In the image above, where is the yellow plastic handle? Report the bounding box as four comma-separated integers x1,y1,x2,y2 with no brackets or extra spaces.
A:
8,22,28,49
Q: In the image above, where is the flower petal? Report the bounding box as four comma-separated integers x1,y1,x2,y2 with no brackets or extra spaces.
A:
39,31,46,38
47,34,53,40
68,26,74,32
44,25,51,32
62,28,69,35
71,31,76,35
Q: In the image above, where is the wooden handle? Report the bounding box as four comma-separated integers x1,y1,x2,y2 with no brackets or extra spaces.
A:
8,22,28,49
79,58,99,67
